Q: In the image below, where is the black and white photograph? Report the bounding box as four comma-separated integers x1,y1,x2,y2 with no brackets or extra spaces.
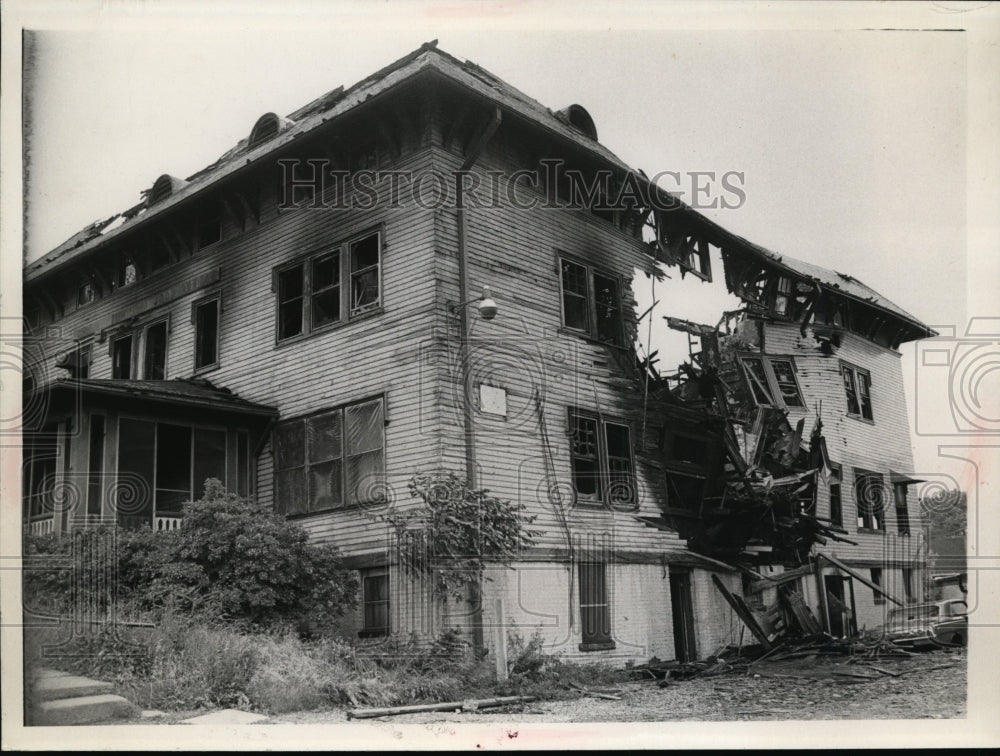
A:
2,0,998,750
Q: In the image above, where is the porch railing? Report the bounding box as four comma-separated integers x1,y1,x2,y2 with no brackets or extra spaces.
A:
154,516,182,532
26,519,54,536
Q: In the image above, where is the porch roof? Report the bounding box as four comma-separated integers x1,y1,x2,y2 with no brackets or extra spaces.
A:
32,378,279,418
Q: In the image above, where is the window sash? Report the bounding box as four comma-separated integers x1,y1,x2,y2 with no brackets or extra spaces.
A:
143,321,168,380
569,411,635,506
194,298,220,370
112,335,133,379
362,572,390,634
559,257,622,344
560,259,590,332
854,471,885,531
579,562,611,644
842,364,872,419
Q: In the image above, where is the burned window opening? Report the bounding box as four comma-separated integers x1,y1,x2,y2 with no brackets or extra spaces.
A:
568,409,635,507
559,257,623,346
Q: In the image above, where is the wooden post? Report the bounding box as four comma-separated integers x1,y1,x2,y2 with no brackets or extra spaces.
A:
494,597,508,682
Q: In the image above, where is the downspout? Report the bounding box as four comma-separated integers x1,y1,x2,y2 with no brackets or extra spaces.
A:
455,107,502,652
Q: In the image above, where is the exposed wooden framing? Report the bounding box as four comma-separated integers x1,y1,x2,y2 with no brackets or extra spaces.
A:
816,551,904,607
747,562,816,594
711,574,772,649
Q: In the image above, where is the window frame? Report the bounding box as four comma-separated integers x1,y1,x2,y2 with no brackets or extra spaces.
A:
828,462,843,527
893,482,911,536
359,567,390,638
274,229,383,345
141,318,170,380
840,361,874,421
111,332,135,380
853,468,886,532
567,408,636,508
557,254,625,347
273,395,387,517
738,354,805,410
870,567,885,605
192,293,222,373
578,560,614,650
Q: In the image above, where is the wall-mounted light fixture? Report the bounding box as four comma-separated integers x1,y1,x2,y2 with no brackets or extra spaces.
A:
449,286,498,321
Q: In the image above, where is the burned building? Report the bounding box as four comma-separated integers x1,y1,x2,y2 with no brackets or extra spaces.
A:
22,42,935,662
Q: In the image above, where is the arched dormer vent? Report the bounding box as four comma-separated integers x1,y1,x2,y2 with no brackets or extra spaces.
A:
555,104,598,141
249,112,295,149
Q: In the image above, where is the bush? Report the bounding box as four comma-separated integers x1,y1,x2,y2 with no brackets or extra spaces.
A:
22,479,359,632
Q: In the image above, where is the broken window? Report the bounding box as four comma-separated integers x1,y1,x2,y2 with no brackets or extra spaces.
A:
57,343,91,380
197,201,223,248
360,568,389,637
558,257,623,345
893,483,911,535
870,567,885,605
740,356,804,409
579,561,612,648
828,463,843,527
841,363,873,421
194,297,220,371
568,410,635,506
143,321,168,379
23,439,57,524
274,396,385,516
77,281,98,307
854,469,885,531
276,231,381,342
112,334,134,379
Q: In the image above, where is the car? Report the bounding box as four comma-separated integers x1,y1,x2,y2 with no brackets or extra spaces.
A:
884,599,968,648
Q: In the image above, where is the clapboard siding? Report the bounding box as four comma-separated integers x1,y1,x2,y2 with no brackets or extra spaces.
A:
760,322,924,567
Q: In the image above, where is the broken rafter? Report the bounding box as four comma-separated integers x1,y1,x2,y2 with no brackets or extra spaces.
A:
816,552,903,607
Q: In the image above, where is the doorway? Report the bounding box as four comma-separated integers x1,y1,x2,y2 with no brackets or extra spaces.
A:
669,569,697,662
824,574,858,638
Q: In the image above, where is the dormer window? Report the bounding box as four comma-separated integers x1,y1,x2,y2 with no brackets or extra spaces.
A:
249,112,293,149
148,174,188,207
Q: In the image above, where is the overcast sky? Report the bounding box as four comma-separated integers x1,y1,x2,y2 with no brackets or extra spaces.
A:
13,2,997,484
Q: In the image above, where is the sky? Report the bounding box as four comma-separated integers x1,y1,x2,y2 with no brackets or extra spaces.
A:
10,1,998,488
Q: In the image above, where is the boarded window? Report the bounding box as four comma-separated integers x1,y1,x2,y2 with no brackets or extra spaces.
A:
143,322,168,379
361,569,389,637
579,561,612,647
194,298,220,370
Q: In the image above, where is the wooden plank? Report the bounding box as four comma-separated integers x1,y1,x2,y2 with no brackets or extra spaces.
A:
711,574,772,650
348,695,535,719
817,552,904,607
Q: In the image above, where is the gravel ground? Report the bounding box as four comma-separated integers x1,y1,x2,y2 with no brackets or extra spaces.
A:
265,646,966,725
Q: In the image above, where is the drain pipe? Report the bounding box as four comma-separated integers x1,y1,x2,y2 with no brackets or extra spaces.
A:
455,107,502,652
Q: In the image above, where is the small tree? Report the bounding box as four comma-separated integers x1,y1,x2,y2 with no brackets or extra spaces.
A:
376,471,541,602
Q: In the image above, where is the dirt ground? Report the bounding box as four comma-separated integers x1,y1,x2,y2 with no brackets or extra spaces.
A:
265,646,966,725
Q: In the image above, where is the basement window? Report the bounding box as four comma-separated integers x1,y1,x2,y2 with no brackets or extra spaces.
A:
579,561,613,650
559,257,623,346
275,231,381,342
568,410,635,507
854,469,885,532
740,356,804,409
841,362,873,421
273,396,385,516
359,568,389,638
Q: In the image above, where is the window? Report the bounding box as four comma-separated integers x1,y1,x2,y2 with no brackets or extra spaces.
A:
841,363,873,421
360,568,389,637
23,440,57,523
275,231,381,342
854,469,885,531
113,257,138,290
77,281,98,307
902,568,915,602
870,568,885,605
57,343,91,379
828,463,843,527
143,321,168,379
87,414,105,515
116,418,233,528
273,397,385,516
579,561,613,649
739,356,804,408
894,483,911,535
196,201,223,248
112,334,134,379
194,297,221,371
559,258,622,345
568,410,635,506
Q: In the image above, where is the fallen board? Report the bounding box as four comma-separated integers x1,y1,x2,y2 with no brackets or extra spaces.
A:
348,696,536,720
